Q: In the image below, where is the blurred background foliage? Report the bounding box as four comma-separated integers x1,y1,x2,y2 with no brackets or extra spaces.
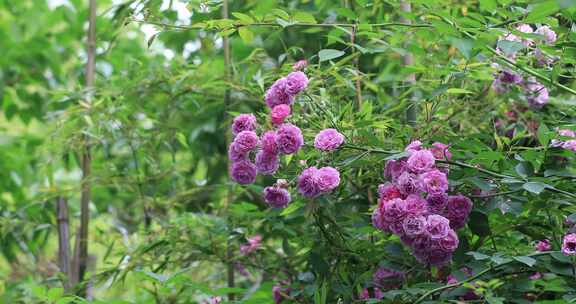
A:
1,0,576,303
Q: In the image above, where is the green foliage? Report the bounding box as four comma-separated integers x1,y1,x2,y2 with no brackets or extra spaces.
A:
1,0,576,303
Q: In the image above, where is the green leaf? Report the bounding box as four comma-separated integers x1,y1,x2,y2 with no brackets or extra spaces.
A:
47,287,64,301
280,200,303,216
318,49,345,62
271,8,290,20
523,182,547,194
514,256,537,267
450,38,474,59
525,1,559,22
232,12,254,23
479,0,497,11
468,211,491,237
446,88,474,94
238,27,254,43
294,12,316,24
496,40,525,56
467,251,490,260
537,123,553,147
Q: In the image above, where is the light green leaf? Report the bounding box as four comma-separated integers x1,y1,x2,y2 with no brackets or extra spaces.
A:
232,12,254,23
294,11,316,24
238,27,254,43
523,182,547,194
526,1,559,22
446,88,474,94
318,49,345,62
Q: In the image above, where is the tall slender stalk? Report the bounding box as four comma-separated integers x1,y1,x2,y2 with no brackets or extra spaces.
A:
222,0,235,301
400,1,417,127
56,197,71,292
75,0,97,296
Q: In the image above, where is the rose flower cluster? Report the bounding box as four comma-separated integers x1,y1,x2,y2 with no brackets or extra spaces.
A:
229,69,345,209
372,141,473,266
492,24,557,108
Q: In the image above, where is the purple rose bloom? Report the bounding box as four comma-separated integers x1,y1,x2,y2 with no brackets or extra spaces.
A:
228,142,247,162
276,123,304,154
516,23,534,47
535,25,557,44
524,78,549,108
426,214,451,240
535,239,551,252
230,160,257,185
260,131,278,154
284,71,309,95
297,167,320,198
292,60,308,71
265,78,293,108
372,206,390,232
255,150,280,175
383,198,408,223
263,186,291,208
384,159,408,182
444,194,473,230
403,215,427,237
405,140,422,154
438,229,459,252
563,140,576,152
418,169,449,194
233,130,259,153
377,183,402,201
314,128,345,152
407,150,436,173
389,219,406,236
232,113,257,136
273,284,290,304
430,142,452,160
271,104,291,125
426,192,448,214
427,249,452,266
562,233,576,256
411,233,431,253
316,166,340,192
404,194,429,216
397,172,418,196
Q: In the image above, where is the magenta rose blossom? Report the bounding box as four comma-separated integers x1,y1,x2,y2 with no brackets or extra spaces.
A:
316,166,340,192
298,167,320,198
405,140,422,154
418,169,449,194
404,194,428,216
271,104,291,125
563,140,576,152
263,186,291,208
535,239,551,252
240,235,262,255
314,128,345,152
284,71,309,95
384,159,408,182
292,60,308,71
232,113,257,136
444,194,473,229
397,172,418,195
228,142,247,162
233,130,259,153
403,215,427,237
426,192,448,214
231,160,257,185
535,25,556,44
383,198,408,222
276,123,304,154
524,78,549,108
265,78,293,108
255,150,280,175
260,131,278,154
438,229,459,252
407,149,436,173
426,214,451,240
372,204,390,232
562,234,576,256
430,142,452,160
377,183,402,201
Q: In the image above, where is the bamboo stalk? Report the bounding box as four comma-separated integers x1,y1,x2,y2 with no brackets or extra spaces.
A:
400,1,417,127
74,0,97,296
222,0,235,302
56,197,71,292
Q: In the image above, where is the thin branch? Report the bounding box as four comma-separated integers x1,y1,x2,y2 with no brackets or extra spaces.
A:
75,0,97,296
56,197,71,292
